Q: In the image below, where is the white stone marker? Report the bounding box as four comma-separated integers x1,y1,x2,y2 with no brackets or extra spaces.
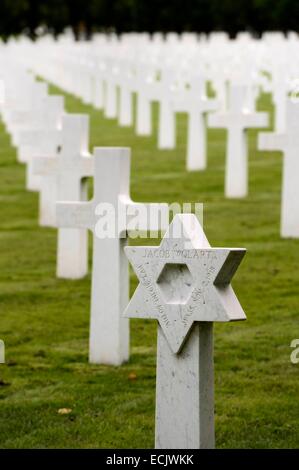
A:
17,95,65,192
258,99,299,238
118,62,133,127
17,95,64,160
25,128,62,194
158,69,176,150
104,62,119,119
209,84,268,198
9,82,49,147
56,147,168,365
173,75,218,171
271,68,288,134
135,65,155,136
93,62,105,110
29,128,62,227
124,213,246,449
33,114,93,278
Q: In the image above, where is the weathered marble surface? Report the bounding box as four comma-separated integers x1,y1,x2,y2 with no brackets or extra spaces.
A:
124,214,246,448
56,147,168,365
259,99,299,238
209,84,268,198
33,114,93,278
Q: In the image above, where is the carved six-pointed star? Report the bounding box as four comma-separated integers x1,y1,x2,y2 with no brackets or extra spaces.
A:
123,214,246,354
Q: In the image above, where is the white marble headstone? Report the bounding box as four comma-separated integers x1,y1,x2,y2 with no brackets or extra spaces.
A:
259,99,299,238
209,84,268,198
124,213,246,449
56,147,169,365
33,114,93,278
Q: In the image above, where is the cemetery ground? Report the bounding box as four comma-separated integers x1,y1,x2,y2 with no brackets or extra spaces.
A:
0,87,299,449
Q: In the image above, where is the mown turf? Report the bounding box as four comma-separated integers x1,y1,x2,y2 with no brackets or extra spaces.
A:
0,84,299,448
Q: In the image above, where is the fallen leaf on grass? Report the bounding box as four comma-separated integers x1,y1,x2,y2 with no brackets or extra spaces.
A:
57,408,72,415
128,373,137,381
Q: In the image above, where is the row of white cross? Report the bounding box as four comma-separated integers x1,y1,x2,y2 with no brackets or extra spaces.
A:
22,43,270,180
9,30,299,133
4,31,299,237
0,65,170,366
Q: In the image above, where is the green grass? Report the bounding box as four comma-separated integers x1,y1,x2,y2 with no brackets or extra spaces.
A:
0,86,299,448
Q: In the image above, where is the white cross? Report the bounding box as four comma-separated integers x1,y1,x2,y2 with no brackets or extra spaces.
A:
157,69,176,149
28,128,62,227
33,114,93,278
9,82,49,148
104,61,119,119
115,60,134,127
124,213,246,449
209,84,268,198
263,67,289,133
258,99,299,237
173,74,218,170
17,95,64,165
134,64,158,136
92,60,105,110
56,147,168,365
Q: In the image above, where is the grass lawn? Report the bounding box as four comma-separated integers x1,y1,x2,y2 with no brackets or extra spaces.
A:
0,85,299,448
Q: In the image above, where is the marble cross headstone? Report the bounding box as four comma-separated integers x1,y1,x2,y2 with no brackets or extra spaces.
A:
17,95,64,164
124,213,246,449
158,69,176,150
104,61,119,119
173,74,218,171
17,95,64,195
9,82,49,147
258,99,299,238
33,114,93,278
56,147,168,365
92,61,105,110
25,128,62,194
118,61,133,127
135,65,156,136
208,84,268,198
30,128,62,226
271,68,288,134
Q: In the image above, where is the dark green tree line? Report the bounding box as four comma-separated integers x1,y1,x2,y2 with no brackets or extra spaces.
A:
0,0,298,40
